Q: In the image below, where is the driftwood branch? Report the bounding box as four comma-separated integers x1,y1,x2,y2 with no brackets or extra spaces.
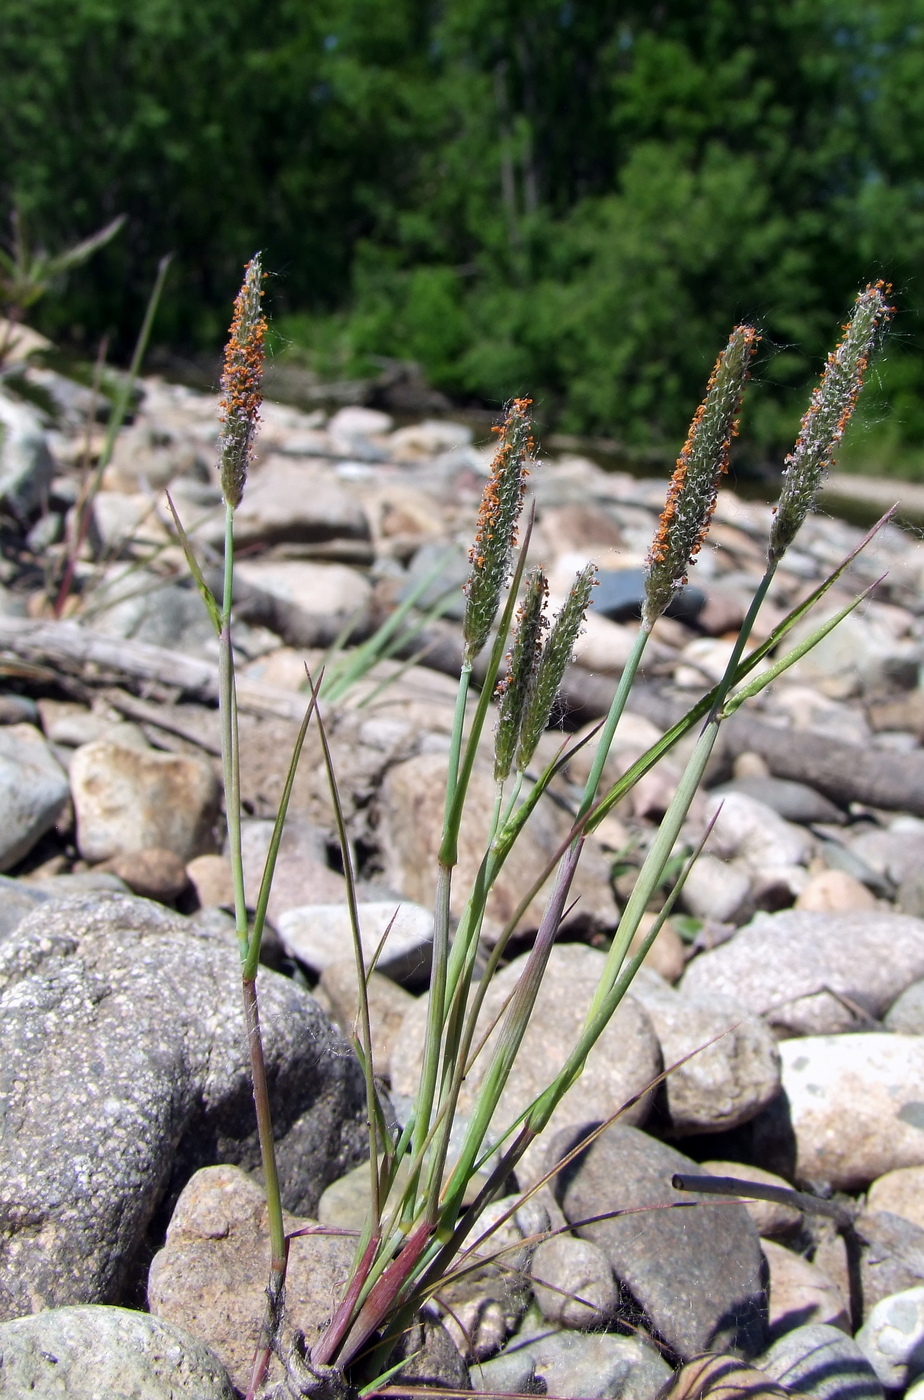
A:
561,663,924,817
0,616,309,723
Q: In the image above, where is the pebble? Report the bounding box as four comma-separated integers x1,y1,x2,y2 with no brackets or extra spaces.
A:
884,978,924,1034
148,1164,354,1394
228,456,370,549
629,968,782,1135
681,910,924,1036
856,1285,924,1389
757,1322,884,1400
762,1238,849,1338
279,899,434,985
0,872,50,940
515,1322,673,1400
70,734,220,862
795,869,878,913
0,722,69,870
780,1034,924,1189
867,1165,924,1232
856,1209,924,1315
98,845,189,901
551,1122,767,1359
185,852,235,908
530,1235,619,1329
0,1304,234,1400
0,386,56,515
681,853,754,924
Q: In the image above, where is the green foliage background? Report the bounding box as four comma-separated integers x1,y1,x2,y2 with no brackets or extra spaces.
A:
3,0,924,463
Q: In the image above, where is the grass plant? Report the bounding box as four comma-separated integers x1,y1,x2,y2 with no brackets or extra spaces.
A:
177,264,893,1400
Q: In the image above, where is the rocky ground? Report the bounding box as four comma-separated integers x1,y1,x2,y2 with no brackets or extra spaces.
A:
2,351,924,1397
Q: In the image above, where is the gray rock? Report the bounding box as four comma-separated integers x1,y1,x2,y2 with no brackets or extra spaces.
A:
279,899,433,986
552,1123,767,1359
0,724,69,871
0,874,51,939
530,1234,619,1328
0,388,55,517
629,969,781,1135
517,1322,673,1400
867,1166,924,1233
855,1210,924,1317
757,1322,883,1400
856,1285,924,1389
594,567,704,625
850,825,924,889
70,734,220,862
234,558,371,646
885,978,924,1034
400,540,470,619
390,945,661,1189
681,910,924,1036
228,456,370,548
240,817,346,924
780,1034,924,1189
710,777,845,825
470,1346,541,1394
701,791,814,874
0,1304,234,1399
681,853,753,924
0,893,367,1319
387,1315,471,1392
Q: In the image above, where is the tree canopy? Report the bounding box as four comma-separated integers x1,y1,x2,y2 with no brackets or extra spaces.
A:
2,0,923,459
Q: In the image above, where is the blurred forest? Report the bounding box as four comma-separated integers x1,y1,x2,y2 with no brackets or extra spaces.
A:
3,0,924,469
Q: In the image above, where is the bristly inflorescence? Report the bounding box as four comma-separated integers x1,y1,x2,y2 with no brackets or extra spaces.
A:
643,325,759,629
494,568,548,782
515,563,597,773
218,254,267,510
462,398,533,664
769,281,893,565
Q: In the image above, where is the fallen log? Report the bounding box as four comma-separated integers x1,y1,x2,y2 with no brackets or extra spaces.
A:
561,663,924,817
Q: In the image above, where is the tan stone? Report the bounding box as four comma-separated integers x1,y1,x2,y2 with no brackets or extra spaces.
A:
629,911,685,983
148,1164,354,1394
867,1164,924,1232
186,854,235,909
761,1238,849,1337
319,957,416,1073
70,737,220,862
99,847,188,902
796,869,877,913
378,752,618,941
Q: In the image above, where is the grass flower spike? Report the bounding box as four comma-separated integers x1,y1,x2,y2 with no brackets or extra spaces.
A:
643,325,759,628
494,568,548,782
769,281,893,564
218,254,267,509
462,397,533,663
517,562,597,771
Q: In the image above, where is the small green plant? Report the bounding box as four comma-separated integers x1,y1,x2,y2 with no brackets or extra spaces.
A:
176,264,892,1400
0,207,126,363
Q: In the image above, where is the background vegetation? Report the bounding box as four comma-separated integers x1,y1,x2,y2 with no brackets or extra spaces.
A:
3,0,924,468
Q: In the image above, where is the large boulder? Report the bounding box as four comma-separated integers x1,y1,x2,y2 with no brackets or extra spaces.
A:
0,894,367,1320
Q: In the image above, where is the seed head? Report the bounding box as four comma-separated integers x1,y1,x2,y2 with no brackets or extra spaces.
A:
218,254,267,509
516,563,597,772
494,569,548,783
769,282,893,565
644,326,759,629
463,398,533,664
